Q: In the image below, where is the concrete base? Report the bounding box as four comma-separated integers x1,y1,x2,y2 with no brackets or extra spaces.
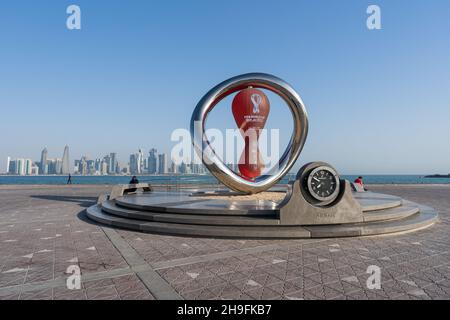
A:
109,183,152,200
279,180,364,225
86,183,438,239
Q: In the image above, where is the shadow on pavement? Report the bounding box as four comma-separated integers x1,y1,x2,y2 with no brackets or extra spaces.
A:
30,195,97,208
77,209,102,226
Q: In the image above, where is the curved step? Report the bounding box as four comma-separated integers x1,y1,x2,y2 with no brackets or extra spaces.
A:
104,199,419,226
102,200,280,226
305,206,438,238
362,201,419,222
86,203,438,239
87,204,309,238
113,191,403,216
114,196,277,216
354,192,403,212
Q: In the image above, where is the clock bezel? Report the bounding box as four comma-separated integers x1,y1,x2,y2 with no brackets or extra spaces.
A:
306,165,340,203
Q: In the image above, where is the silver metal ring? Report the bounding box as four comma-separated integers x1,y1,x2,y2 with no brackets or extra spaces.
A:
190,73,309,194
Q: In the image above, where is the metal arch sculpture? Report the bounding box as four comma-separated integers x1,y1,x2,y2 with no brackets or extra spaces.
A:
190,73,309,194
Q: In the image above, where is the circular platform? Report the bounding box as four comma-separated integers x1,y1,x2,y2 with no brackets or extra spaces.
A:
86,187,438,239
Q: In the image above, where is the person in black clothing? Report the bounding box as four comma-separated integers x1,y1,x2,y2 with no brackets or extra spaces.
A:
67,174,72,185
129,176,139,184
128,176,139,193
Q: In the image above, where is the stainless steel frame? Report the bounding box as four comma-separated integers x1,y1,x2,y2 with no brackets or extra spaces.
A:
190,73,309,194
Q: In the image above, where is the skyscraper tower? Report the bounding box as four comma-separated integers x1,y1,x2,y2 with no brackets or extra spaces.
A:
138,149,144,174
6,157,11,174
129,154,138,174
17,158,25,176
103,154,111,172
148,148,158,174
61,145,70,174
110,153,117,174
158,153,167,174
40,148,48,175
25,159,32,175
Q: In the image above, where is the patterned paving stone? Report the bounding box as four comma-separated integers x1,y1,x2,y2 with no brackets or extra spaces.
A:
0,292,20,300
19,288,53,300
53,287,87,300
1,185,450,299
86,285,119,300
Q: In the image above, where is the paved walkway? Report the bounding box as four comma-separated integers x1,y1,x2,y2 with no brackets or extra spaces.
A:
0,184,450,300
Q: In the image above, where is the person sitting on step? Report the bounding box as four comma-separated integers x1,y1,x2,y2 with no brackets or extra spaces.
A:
128,176,139,193
353,176,368,192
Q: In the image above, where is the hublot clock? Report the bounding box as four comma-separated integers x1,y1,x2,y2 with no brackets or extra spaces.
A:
306,165,340,203
297,162,342,206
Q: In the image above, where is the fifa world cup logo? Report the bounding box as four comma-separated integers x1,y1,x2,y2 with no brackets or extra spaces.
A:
251,93,262,114
232,88,270,180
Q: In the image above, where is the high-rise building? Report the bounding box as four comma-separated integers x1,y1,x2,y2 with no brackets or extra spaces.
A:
25,159,33,175
192,163,205,174
129,150,144,174
6,158,39,175
31,164,39,175
55,159,63,174
148,149,158,174
191,163,199,174
73,160,80,174
179,161,187,174
121,164,129,175
47,159,55,174
40,148,48,175
16,158,25,176
110,153,118,174
87,160,95,175
143,158,148,171
158,153,167,174
76,157,86,175
129,154,138,175
61,145,70,174
8,159,17,174
6,157,10,174
103,154,111,172
138,149,144,174
101,161,108,175
94,158,102,173
170,161,178,174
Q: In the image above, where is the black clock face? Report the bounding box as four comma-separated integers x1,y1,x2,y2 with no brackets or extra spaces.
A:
307,166,340,202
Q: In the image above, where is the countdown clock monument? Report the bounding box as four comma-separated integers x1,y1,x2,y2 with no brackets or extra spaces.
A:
87,73,438,238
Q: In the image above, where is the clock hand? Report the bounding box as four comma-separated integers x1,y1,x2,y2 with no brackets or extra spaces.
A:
313,177,320,182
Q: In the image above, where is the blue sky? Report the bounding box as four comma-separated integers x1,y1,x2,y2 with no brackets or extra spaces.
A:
0,0,449,174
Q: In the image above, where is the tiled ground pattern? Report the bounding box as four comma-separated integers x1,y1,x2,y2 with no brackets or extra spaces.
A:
0,184,449,300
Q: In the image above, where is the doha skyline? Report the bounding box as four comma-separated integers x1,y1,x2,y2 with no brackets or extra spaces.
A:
7,145,72,176
4,145,205,176
1,1,450,175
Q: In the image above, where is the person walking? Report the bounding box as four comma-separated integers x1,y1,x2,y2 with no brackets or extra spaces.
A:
67,174,72,185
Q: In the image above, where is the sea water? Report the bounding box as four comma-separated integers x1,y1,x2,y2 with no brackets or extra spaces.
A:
0,174,449,185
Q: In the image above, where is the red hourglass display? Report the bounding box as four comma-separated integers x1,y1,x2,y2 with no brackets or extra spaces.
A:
232,88,270,180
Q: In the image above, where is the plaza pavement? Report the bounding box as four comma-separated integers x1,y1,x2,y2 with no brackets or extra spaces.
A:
0,184,450,300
